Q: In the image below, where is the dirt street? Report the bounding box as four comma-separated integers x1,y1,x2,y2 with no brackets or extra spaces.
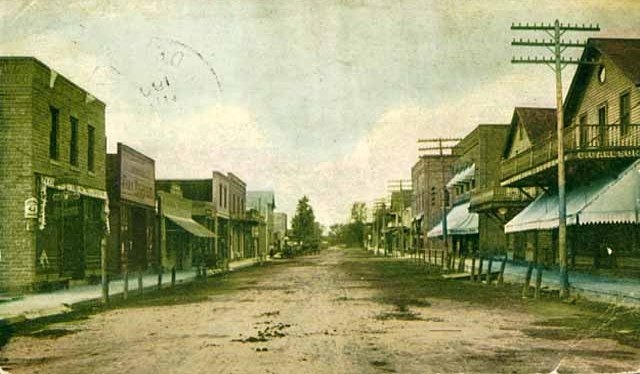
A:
1,248,639,374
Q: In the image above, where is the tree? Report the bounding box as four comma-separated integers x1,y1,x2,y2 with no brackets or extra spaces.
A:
291,196,318,253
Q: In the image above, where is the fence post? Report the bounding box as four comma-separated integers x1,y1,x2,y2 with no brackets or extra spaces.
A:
470,252,476,281
477,256,484,283
498,255,507,285
534,265,543,299
522,263,533,297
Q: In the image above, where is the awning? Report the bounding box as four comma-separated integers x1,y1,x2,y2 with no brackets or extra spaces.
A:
165,214,216,238
505,159,640,233
427,202,479,237
446,164,475,188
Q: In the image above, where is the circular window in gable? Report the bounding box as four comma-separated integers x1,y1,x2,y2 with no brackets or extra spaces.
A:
598,65,606,83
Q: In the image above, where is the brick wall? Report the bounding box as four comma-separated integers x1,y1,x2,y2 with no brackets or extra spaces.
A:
0,59,36,291
0,58,106,292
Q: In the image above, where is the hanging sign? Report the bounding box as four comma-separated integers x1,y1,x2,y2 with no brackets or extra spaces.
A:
24,197,38,219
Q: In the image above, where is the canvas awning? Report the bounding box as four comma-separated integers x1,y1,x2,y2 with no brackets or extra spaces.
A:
505,159,640,233
446,164,476,188
427,202,479,238
165,214,216,238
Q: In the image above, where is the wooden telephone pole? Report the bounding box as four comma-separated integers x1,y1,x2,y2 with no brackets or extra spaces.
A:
511,20,599,298
418,138,461,266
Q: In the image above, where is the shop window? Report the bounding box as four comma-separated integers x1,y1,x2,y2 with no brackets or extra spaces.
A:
70,116,79,166
49,106,59,160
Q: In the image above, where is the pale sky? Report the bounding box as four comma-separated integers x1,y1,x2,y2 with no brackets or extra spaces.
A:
2,0,639,226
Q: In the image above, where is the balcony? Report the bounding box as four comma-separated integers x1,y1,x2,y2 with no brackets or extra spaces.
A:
501,124,640,187
469,186,532,212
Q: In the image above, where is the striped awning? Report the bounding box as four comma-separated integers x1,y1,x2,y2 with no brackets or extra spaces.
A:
427,202,478,238
446,164,476,188
505,159,640,233
165,214,216,238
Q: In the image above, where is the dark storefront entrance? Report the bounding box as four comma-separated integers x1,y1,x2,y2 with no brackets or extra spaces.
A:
37,188,104,280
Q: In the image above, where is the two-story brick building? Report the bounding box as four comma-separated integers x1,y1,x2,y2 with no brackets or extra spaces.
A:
502,38,640,274
427,125,512,257
0,57,107,292
411,154,457,251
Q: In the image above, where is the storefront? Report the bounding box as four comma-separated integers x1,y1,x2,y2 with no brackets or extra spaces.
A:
505,159,640,274
107,144,157,276
158,190,215,272
35,175,108,282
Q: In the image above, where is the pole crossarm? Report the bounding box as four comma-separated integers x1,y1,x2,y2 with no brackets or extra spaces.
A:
417,138,462,143
511,39,586,48
511,57,598,65
511,22,600,31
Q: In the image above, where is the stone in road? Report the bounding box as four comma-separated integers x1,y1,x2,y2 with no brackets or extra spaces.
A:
1,249,638,373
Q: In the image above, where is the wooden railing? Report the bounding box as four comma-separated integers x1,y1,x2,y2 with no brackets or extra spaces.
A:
470,186,530,208
501,124,640,184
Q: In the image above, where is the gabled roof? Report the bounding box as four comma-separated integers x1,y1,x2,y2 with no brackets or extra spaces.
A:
502,107,557,158
564,38,640,123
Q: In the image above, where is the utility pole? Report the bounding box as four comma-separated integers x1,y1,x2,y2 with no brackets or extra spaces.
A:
418,138,461,267
511,20,599,298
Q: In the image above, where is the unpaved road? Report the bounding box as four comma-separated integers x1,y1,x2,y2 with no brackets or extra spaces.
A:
1,249,639,373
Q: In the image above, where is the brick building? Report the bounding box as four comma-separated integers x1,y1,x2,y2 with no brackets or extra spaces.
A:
411,154,457,250
0,57,107,292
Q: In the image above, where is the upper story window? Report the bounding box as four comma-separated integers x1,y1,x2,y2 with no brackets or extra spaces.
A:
49,106,59,160
87,125,95,172
218,183,223,208
70,116,79,166
620,92,631,135
598,104,607,126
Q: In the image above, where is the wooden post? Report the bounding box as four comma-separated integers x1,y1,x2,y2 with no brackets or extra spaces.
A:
534,265,543,299
470,253,476,281
100,236,109,304
138,270,143,295
459,254,466,273
486,257,493,284
522,263,533,298
171,266,176,287
157,267,163,290
477,256,484,283
122,242,129,300
498,256,507,285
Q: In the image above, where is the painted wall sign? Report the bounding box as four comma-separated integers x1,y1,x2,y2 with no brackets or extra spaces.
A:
119,144,156,207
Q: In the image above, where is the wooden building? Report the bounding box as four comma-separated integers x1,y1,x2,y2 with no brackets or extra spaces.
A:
502,38,640,275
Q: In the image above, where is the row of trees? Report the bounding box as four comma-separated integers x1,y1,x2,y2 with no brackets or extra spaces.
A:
328,202,366,248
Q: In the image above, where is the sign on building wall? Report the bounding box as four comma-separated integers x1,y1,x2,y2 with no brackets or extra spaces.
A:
119,144,155,207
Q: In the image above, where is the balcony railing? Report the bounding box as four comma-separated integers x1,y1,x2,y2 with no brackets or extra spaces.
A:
501,124,640,185
469,186,532,210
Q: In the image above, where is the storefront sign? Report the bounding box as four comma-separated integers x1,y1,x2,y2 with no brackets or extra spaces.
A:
119,144,155,207
24,197,38,219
